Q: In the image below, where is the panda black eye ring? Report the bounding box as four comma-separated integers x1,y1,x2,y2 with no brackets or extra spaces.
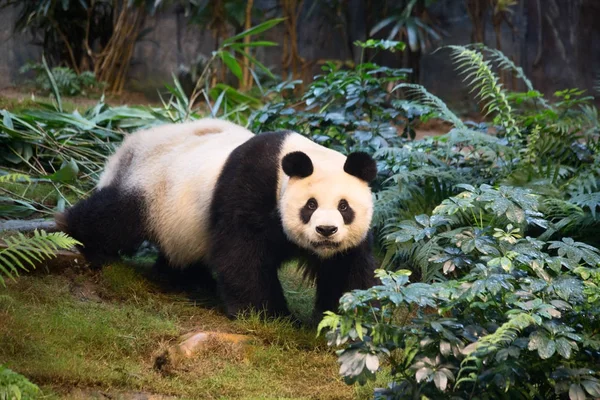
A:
338,200,348,211
307,198,318,210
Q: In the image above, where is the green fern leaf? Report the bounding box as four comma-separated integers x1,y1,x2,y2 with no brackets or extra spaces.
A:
0,230,80,286
0,173,31,183
446,45,520,139
569,192,600,218
392,83,466,129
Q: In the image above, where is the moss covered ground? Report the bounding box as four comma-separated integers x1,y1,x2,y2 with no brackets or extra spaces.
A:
0,258,389,399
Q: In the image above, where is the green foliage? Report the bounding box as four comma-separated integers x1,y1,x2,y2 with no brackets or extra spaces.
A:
181,17,284,123
320,186,600,398
249,40,417,155
19,62,105,97
0,365,39,400
446,45,520,139
0,230,80,286
314,44,600,399
369,0,442,53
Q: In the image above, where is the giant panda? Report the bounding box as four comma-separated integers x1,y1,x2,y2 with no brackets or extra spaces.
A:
56,118,378,319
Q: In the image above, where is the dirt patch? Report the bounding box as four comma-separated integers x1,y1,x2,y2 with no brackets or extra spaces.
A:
413,118,453,139
62,388,178,400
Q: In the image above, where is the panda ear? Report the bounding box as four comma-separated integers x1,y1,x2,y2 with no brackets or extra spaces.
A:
282,151,313,178
344,152,377,183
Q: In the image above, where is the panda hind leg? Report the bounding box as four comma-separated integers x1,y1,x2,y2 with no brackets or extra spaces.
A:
56,186,147,269
153,252,218,294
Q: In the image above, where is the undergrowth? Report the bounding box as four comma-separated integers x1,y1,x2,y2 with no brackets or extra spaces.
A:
311,45,600,399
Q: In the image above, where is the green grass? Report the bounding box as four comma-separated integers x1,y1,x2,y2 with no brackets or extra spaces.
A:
0,260,390,399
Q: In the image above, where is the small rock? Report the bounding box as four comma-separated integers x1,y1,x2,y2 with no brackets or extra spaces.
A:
154,330,253,371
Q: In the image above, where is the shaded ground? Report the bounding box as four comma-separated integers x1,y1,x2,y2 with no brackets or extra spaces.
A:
0,256,389,399
0,87,161,112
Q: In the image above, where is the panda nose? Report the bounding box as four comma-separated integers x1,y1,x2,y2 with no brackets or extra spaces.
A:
316,225,338,237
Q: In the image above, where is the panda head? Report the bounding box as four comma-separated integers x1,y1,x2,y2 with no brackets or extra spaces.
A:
280,150,377,258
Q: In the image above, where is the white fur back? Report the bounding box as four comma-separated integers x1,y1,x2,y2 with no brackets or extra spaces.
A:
98,119,254,266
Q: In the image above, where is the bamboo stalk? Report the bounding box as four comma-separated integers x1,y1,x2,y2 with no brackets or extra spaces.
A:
241,0,255,90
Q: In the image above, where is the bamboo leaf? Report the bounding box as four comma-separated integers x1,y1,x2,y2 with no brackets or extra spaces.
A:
222,18,284,45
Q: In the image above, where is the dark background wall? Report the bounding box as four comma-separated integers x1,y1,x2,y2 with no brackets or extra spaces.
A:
1,0,599,108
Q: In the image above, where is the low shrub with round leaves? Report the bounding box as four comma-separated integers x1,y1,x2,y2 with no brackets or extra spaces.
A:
318,184,600,400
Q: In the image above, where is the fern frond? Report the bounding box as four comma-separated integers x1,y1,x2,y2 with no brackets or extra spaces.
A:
456,313,535,387
446,45,520,138
479,46,535,92
374,188,405,225
472,44,551,109
0,230,80,286
538,198,600,241
386,166,463,186
410,239,444,282
569,192,600,218
392,83,466,129
0,173,31,183
374,146,444,166
564,164,600,195
444,128,503,147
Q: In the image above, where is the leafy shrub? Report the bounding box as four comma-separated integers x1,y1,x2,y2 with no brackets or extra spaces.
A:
249,40,425,157
0,365,39,400
319,184,600,399
19,62,105,96
317,44,600,399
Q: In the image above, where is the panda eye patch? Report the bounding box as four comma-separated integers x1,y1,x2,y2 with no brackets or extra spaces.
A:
300,198,318,224
338,199,355,225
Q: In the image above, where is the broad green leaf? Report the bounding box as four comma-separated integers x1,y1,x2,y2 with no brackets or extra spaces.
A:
582,380,600,397
42,55,62,112
555,337,573,359
47,159,79,183
569,384,586,400
223,18,284,45
219,51,243,80
434,370,448,391
225,41,279,48
415,367,432,382
365,354,379,373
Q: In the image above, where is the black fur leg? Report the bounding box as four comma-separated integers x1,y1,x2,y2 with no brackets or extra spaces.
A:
58,186,147,269
153,252,218,293
313,232,379,319
210,236,290,319
208,130,293,319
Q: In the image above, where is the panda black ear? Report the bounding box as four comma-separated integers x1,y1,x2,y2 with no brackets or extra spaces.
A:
282,151,313,178
344,152,377,183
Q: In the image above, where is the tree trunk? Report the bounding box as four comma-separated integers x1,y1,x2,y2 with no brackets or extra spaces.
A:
466,0,488,43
